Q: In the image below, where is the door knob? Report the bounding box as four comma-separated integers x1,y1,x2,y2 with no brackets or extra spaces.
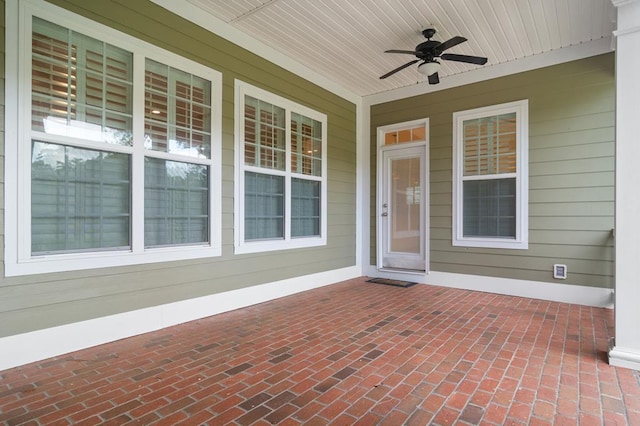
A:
381,212,388,217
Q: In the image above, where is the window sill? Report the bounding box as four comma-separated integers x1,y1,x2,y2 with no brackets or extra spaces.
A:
452,238,528,250
234,237,327,255
5,245,222,277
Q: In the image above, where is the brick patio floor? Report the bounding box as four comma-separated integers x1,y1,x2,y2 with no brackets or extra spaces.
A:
1,277,639,425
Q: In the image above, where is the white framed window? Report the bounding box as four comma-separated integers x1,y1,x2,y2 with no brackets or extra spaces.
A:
234,81,327,254
4,0,222,276
452,100,528,249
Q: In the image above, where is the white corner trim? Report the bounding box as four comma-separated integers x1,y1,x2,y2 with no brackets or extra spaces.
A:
355,98,367,273
609,346,640,370
0,266,360,372
149,0,359,105
362,265,613,308
364,37,613,106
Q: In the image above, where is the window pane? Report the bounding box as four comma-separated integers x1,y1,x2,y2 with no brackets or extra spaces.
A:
244,96,285,170
144,59,212,158
384,131,398,145
32,18,133,146
291,113,322,176
411,125,426,141
244,172,284,240
291,178,320,237
31,142,130,254
397,129,411,143
463,112,517,176
144,158,209,247
463,178,516,238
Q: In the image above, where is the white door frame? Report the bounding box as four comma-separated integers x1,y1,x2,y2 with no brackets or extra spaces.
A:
376,119,430,273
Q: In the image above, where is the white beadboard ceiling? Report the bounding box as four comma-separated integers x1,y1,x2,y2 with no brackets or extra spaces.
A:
184,0,615,97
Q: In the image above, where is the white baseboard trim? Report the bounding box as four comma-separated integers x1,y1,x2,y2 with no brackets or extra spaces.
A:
363,266,613,308
609,346,640,371
0,266,360,372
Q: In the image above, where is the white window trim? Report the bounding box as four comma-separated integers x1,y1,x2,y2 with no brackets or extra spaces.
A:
4,0,223,276
452,99,529,250
234,80,328,254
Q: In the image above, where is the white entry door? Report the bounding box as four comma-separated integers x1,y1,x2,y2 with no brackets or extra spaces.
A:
379,145,427,271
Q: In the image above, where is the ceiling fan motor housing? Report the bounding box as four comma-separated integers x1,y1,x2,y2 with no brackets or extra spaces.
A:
415,40,441,61
422,28,436,39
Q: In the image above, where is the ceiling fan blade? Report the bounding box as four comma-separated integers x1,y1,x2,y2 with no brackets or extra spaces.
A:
428,72,440,85
385,49,418,55
441,53,488,65
434,36,467,53
379,59,420,79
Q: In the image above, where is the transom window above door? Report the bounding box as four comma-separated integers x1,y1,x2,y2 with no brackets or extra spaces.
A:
383,123,427,145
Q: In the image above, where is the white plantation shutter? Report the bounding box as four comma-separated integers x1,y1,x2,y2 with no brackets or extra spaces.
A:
28,17,217,256
31,18,133,144
143,60,213,247
453,100,528,249
7,3,222,275
242,96,323,241
290,113,322,237
463,114,517,176
243,97,286,240
30,18,134,254
144,59,212,158
462,113,517,238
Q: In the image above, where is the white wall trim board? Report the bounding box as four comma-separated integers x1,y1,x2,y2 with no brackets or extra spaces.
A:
608,346,640,370
364,37,613,107
150,0,360,105
363,265,613,308
0,266,360,372
355,98,366,274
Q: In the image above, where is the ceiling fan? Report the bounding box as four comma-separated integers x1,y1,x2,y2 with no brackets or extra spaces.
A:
380,28,488,84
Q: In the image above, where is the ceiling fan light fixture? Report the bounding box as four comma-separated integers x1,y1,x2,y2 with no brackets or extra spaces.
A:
418,61,440,76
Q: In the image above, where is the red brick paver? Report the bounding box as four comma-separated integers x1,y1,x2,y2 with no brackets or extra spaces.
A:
1,277,639,425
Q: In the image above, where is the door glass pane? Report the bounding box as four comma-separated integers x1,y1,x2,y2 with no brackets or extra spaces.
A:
390,157,420,253
31,142,131,254
144,158,209,247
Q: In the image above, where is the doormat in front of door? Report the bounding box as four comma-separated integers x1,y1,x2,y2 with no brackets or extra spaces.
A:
366,277,417,288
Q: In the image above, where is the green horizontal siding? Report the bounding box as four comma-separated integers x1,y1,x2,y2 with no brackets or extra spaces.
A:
0,0,357,337
371,53,615,288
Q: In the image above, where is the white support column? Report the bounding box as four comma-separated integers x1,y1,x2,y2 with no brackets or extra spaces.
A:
609,0,640,370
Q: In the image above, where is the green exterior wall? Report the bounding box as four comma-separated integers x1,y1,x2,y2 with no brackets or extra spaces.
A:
0,0,357,337
370,53,615,288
